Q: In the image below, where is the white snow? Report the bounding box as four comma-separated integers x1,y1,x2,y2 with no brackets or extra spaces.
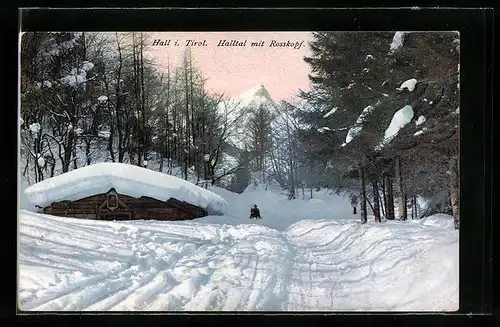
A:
399,78,417,92
323,107,338,118
389,32,405,53
377,105,414,149
142,160,148,167
81,61,95,71
98,131,111,139
317,127,331,133
365,54,375,61
98,96,108,102
74,128,83,135
29,123,41,134
203,154,210,162
37,156,45,167
413,127,428,136
362,68,370,73
18,204,458,311
415,115,426,126
36,80,53,89
23,162,227,215
344,104,375,145
67,124,73,131
60,73,87,88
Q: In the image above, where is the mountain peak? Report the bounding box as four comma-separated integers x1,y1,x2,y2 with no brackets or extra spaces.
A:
248,84,270,98
237,84,273,107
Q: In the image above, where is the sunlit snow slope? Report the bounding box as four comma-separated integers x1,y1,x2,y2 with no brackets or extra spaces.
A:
19,207,458,311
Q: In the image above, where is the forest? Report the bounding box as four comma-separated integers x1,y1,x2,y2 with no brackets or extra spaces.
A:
19,31,460,228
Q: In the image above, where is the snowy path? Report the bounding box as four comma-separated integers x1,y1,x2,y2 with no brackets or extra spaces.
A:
19,210,458,311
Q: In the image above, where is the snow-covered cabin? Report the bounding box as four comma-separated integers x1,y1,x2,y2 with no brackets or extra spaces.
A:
24,163,227,221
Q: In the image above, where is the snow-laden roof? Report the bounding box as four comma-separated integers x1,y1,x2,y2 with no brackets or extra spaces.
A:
24,163,228,215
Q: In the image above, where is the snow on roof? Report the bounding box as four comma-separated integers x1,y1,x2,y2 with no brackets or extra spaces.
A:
24,163,228,215
399,78,417,92
376,105,414,150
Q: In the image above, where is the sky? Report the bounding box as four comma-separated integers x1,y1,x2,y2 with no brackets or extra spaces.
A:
146,32,314,102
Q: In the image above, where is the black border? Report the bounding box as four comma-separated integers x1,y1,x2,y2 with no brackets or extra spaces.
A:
3,7,495,326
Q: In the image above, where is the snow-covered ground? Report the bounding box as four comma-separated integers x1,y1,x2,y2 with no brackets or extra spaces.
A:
18,182,459,311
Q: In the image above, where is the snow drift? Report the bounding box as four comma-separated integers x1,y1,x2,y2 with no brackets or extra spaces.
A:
23,163,227,215
18,210,458,311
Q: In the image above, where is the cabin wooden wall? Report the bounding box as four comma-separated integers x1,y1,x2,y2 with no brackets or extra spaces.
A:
43,191,207,221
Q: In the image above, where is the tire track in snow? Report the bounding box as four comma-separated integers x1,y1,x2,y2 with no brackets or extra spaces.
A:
24,262,132,310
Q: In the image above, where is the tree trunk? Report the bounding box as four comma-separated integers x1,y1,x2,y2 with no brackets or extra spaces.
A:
449,154,460,229
359,168,367,224
394,157,407,220
413,195,418,219
381,179,387,218
385,175,395,220
372,179,381,222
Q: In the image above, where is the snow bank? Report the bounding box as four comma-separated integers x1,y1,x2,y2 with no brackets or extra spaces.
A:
24,163,227,215
18,210,458,311
377,105,414,149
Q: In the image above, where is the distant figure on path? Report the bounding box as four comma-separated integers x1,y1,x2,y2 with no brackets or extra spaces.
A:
350,195,358,214
250,204,262,219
